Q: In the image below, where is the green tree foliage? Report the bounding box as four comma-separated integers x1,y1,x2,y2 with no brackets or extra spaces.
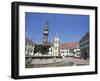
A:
34,44,51,54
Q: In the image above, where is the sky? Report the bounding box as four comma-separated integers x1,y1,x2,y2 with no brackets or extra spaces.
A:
25,12,89,44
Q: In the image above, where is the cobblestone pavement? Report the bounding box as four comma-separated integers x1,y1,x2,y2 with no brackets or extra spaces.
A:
26,57,89,68
64,57,89,65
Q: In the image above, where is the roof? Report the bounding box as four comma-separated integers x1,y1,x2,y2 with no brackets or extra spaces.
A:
25,37,36,45
60,42,79,49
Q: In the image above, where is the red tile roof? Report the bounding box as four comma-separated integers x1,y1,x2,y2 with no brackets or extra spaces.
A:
60,42,79,49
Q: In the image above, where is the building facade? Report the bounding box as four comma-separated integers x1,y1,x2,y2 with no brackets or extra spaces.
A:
48,46,54,56
79,32,89,59
48,33,60,56
48,36,80,57
60,49,70,56
60,43,80,57
25,38,35,56
53,33,60,56
74,48,80,58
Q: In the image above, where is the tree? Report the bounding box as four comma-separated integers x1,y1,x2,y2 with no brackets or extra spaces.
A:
34,44,51,54
34,44,40,54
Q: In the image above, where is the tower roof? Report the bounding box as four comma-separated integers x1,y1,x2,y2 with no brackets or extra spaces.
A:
44,21,49,30
55,32,59,38
46,21,48,25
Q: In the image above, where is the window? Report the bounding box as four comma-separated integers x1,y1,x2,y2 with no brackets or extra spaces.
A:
28,49,30,52
51,49,52,52
31,45,33,47
31,50,32,53
66,51,68,53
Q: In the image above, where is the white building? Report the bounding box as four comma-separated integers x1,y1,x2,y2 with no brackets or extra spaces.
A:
25,38,35,56
60,49,70,56
53,33,60,56
60,43,80,57
48,46,54,56
48,34,80,57
74,48,80,58
48,33,60,56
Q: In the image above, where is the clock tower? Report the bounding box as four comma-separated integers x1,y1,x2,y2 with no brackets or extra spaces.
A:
43,21,49,45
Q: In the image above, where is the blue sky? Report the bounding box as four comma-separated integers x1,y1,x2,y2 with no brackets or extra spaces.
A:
25,12,89,44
